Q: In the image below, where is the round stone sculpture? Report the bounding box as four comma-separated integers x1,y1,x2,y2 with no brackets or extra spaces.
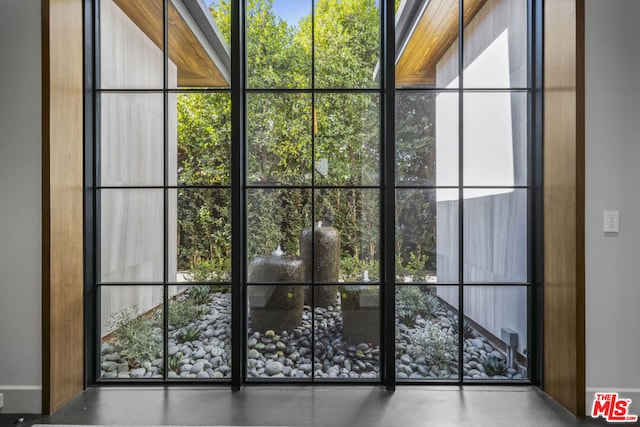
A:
247,253,305,333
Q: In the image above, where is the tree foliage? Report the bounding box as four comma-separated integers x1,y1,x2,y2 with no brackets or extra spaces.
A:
177,0,437,279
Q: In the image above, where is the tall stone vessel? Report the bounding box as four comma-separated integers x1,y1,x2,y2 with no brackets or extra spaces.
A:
300,225,340,307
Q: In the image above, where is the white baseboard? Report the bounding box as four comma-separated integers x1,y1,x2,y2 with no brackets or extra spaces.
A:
586,388,640,417
0,386,42,413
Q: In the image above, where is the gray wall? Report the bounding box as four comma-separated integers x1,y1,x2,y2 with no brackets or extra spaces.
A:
0,0,42,413
585,0,640,412
435,0,529,357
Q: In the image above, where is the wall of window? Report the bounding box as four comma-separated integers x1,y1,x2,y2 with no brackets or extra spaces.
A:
90,0,540,386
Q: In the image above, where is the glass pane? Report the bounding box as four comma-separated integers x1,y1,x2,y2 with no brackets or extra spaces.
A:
247,188,312,281
169,0,231,89
315,189,380,283
100,93,164,187
175,93,231,186
395,0,459,88
462,286,528,380
167,285,232,380
100,189,164,283
396,189,459,283
396,92,458,186
100,286,164,379
463,0,528,88
463,189,527,283
315,285,380,380
246,285,311,379
172,189,231,283
246,0,312,89
463,92,528,186
396,285,459,380
314,93,379,186
248,93,312,185
314,0,380,89
100,0,164,89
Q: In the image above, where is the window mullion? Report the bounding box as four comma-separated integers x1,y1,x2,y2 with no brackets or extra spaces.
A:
231,0,246,391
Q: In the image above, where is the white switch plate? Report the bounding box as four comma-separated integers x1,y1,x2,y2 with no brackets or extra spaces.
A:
604,210,619,233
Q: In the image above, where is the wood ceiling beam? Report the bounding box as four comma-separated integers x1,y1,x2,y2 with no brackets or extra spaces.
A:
396,0,487,86
112,0,228,87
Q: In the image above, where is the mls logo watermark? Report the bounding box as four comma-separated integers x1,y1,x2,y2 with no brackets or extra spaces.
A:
591,392,638,423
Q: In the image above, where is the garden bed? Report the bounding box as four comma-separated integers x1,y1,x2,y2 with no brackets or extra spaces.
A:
100,287,525,381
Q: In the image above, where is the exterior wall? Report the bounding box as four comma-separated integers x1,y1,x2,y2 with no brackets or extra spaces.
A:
99,0,178,335
585,0,640,411
437,193,528,355
435,0,528,355
436,0,527,90
0,0,42,414
100,0,166,89
462,0,528,89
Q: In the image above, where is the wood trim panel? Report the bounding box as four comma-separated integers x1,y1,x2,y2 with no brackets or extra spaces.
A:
543,0,585,416
395,0,486,86
42,0,85,415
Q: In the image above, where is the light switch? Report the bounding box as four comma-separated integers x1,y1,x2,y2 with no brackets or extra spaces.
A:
604,210,619,233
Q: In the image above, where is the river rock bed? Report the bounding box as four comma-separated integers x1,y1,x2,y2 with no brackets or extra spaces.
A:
100,292,232,380
395,305,526,380
247,304,380,379
101,292,524,381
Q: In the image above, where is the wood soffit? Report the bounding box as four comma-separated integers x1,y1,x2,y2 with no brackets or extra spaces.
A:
396,0,487,86
113,0,229,87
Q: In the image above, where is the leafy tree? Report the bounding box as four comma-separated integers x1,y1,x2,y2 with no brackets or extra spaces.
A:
176,0,436,280
176,92,231,277
307,0,382,277
177,93,230,186
394,91,438,276
395,91,437,186
303,0,379,88
177,188,231,278
247,0,311,88
247,93,312,185
209,0,230,44
396,189,436,278
247,188,310,258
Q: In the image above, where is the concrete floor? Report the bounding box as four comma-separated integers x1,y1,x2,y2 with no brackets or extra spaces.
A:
1,386,610,427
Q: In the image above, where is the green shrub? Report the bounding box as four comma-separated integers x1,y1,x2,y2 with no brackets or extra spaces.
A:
177,324,202,343
187,258,231,283
187,285,213,305
340,256,360,281
452,318,475,340
482,353,508,377
396,286,439,318
168,353,181,374
397,308,418,328
408,320,457,371
107,305,162,367
168,297,208,329
339,256,380,282
405,252,430,281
